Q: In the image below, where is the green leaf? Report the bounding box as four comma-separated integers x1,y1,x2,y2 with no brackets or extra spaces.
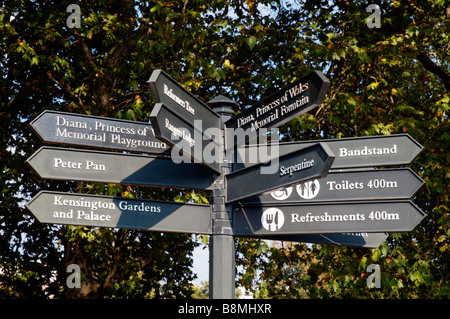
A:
130,80,138,90
247,36,257,50
347,96,357,106
200,234,209,245
372,249,381,262
150,5,160,13
30,56,39,65
332,51,341,60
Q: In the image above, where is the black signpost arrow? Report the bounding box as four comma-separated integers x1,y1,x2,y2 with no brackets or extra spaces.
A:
149,70,223,173
26,146,214,190
225,70,330,145
234,200,426,236
226,143,335,203
150,103,222,173
26,191,211,234
245,232,389,249
241,168,424,204
29,110,170,155
235,134,424,170
148,69,221,135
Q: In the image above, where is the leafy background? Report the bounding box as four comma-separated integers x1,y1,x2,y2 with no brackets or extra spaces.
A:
0,0,448,298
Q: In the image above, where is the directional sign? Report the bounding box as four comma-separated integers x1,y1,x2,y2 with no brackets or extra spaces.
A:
235,134,423,170
233,200,425,235
225,70,330,144
243,232,389,249
150,103,222,173
29,110,170,155
26,191,211,234
226,143,335,203
148,69,221,133
26,147,214,190
240,168,424,204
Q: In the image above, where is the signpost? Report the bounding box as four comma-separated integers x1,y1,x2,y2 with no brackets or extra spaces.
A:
149,70,222,173
225,70,330,145
150,103,222,173
241,168,424,204
247,232,389,249
26,146,214,190
29,110,170,155
233,200,426,236
226,143,335,203
235,134,423,170
149,69,221,133
25,68,428,299
26,191,211,234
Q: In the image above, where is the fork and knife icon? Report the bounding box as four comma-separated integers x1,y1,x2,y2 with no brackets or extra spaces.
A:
262,208,284,231
266,211,279,231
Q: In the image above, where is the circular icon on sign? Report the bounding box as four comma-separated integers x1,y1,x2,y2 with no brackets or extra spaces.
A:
270,187,293,201
296,180,320,199
261,208,285,232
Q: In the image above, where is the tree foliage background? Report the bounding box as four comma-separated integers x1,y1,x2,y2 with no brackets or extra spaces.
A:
0,0,448,298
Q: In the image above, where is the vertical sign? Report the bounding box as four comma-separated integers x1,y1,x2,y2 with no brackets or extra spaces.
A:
149,70,222,173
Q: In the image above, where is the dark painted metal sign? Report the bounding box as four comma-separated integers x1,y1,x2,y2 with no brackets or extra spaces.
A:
29,110,170,154
26,147,214,190
26,191,211,234
150,103,222,173
234,200,425,235
245,232,388,248
226,143,335,203
225,70,330,144
148,69,221,133
235,134,423,170
240,168,424,204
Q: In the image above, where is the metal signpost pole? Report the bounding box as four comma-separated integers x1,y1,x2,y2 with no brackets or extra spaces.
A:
208,96,236,299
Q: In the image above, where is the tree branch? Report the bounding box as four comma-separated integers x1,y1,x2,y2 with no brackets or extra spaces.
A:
417,51,450,92
46,71,85,108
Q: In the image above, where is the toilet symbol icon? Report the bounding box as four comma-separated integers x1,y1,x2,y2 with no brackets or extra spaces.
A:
296,180,320,199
